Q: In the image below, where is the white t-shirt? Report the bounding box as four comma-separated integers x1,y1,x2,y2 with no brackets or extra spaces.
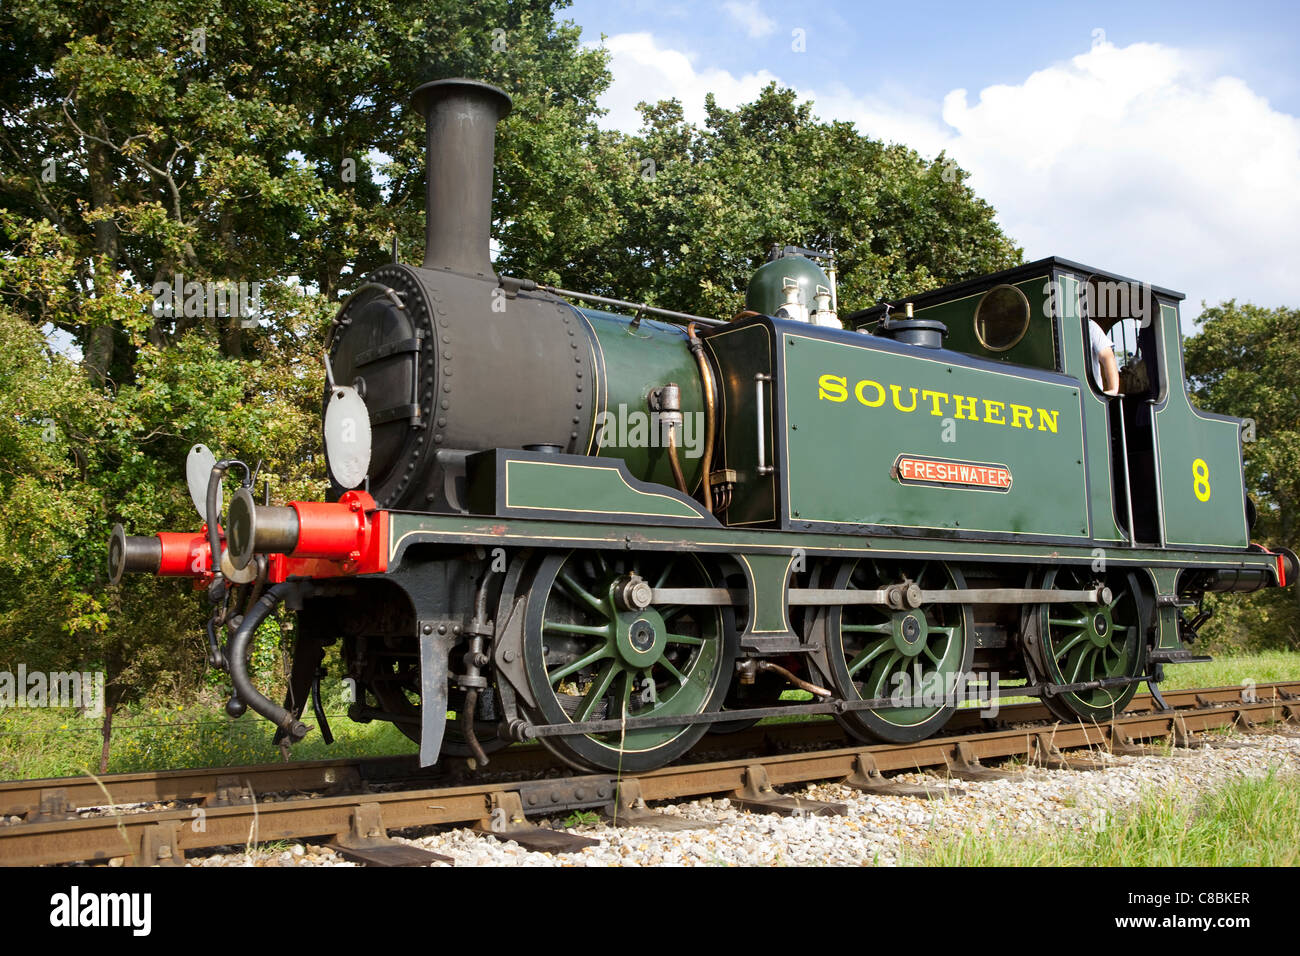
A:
1089,320,1113,390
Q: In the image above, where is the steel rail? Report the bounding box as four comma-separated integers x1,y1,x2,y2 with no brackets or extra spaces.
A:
0,682,1295,866
2,682,1288,819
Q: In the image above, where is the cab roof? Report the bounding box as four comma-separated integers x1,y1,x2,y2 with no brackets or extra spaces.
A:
846,256,1185,325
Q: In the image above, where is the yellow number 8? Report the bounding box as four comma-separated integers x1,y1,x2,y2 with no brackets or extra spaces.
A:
1192,458,1211,502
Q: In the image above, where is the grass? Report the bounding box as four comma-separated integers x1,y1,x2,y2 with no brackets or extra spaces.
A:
957,650,1300,711
908,769,1300,866
0,698,415,781
2,651,1296,782
1156,650,1300,692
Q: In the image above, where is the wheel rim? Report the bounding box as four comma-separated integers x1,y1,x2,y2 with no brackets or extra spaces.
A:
521,550,729,771
1031,567,1145,720
823,559,972,742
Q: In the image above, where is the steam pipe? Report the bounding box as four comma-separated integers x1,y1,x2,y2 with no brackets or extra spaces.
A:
687,322,715,512
411,79,513,276
206,461,233,572
666,422,689,494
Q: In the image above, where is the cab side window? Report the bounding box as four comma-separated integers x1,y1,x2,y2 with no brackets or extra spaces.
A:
1079,278,1161,399
1109,318,1154,397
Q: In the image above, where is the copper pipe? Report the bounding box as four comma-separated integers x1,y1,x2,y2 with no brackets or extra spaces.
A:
757,660,832,698
666,422,689,494
687,322,715,513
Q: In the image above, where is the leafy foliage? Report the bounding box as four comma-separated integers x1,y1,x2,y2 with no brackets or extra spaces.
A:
1185,302,1300,650
499,85,1022,317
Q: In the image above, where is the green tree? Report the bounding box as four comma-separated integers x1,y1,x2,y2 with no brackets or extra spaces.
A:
497,84,1022,318
1184,301,1300,650
0,0,613,374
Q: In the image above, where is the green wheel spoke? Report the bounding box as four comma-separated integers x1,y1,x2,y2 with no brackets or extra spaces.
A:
1065,644,1094,684
1035,574,1145,720
652,557,680,591
929,625,958,652
1049,615,1088,628
524,550,730,770
556,570,610,618
544,620,611,638
658,656,689,686
548,645,613,685
615,670,633,721
1051,630,1090,659
574,662,618,722
864,650,904,699
1090,650,1105,682
923,644,941,664
666,632,704,646
846,639,891,677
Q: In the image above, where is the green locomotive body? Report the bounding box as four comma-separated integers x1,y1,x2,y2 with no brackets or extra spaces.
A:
109,79,1293,775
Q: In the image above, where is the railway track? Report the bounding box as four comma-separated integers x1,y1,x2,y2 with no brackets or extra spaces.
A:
2,682,1296,867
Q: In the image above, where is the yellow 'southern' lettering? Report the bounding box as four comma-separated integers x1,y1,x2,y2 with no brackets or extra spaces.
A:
855,379,886,407
921,389,949,416
818,374,848,402
813,370,1062,437
890,384,919,412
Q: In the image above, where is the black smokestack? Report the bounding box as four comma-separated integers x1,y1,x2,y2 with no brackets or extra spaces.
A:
411,78,513,276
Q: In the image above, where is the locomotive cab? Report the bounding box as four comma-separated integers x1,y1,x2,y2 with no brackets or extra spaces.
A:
850,258,1251,552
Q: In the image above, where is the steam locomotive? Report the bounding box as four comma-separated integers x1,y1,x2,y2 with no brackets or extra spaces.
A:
109,79,1296,774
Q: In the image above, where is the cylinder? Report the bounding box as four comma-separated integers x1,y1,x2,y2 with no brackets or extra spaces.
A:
411,78,512,276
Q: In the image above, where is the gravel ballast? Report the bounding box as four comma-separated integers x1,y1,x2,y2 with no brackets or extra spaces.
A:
183,729,1300,867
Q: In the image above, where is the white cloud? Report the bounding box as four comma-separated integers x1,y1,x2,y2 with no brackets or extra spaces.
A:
591,32,781,132
939,42,1300,318
591,33,1300,319
722,0,776,39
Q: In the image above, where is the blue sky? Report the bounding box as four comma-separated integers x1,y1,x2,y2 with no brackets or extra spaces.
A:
568,1,1300,115
561,0,1300,321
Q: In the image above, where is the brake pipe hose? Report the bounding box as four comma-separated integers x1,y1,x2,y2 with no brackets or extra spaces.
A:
225,582,312,741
